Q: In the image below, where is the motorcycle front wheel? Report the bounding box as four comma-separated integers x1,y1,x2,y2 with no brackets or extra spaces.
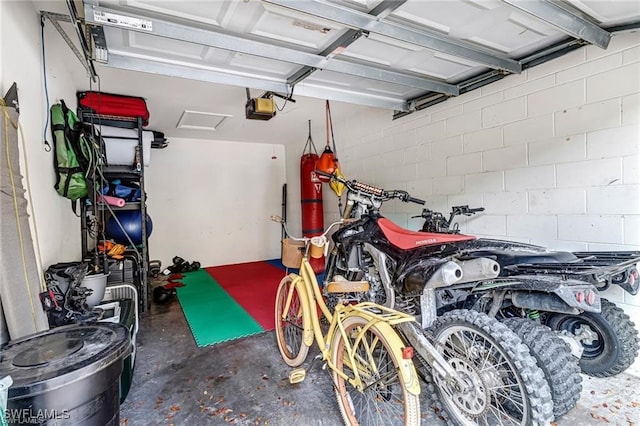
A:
427,310,553,426
544,298,639,377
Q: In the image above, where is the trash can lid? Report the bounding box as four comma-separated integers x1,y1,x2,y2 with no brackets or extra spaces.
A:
0,323,131,398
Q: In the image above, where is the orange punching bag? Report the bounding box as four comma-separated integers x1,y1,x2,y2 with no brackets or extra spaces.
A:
300,121,325,274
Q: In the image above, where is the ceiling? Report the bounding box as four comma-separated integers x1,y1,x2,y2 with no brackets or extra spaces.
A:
38,0,640,139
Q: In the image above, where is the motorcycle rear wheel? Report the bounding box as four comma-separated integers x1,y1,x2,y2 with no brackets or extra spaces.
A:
544,298,639,377
502,318,582,418
427,310,553,426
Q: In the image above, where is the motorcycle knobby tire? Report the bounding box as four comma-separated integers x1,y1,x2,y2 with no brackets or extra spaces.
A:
426,309,554,426
502,318,582,418
544,298,639,378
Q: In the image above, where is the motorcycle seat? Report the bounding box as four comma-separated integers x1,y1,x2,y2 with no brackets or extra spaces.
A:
470,249,578,267
377,218,475,250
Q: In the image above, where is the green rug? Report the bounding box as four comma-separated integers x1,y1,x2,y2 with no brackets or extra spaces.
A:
177,269,263,347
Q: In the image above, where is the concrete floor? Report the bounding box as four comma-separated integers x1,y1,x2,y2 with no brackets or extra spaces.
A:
120,297,640,426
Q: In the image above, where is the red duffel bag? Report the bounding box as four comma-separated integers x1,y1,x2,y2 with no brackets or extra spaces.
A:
77,91,150,126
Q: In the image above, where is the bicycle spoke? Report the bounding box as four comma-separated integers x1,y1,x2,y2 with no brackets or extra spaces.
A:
334,318,416,425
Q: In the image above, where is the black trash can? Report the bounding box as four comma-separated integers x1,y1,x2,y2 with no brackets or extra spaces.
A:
0,323,131,425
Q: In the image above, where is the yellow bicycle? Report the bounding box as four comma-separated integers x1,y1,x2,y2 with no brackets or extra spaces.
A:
271,216,421,426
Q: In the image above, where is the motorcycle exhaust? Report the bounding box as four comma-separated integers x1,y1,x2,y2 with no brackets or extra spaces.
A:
424,261,463,289
455,258,500,283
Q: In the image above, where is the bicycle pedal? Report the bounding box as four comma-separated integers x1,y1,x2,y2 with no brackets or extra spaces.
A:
289,368,306,384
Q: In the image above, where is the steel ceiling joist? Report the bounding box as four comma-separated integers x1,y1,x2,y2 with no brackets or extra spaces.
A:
502,0,611,49
105,54,290,94
263,0,522,74
286,30,364,86
104,53,410,112
84,5,458,96
287,0,407,86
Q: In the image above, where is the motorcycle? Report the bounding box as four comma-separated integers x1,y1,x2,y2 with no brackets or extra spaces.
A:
317,172,556,424
416,205,640,379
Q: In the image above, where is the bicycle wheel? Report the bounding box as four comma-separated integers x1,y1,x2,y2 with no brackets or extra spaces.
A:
331,315,420,426
274,275,309,367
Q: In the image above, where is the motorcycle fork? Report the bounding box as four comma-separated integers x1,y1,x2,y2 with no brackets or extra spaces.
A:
397,321,470,393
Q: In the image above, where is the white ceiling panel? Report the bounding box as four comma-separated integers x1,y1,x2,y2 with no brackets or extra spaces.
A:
40,0,640,118
568,0,640,25
227,52,300,75
254,3,344,49
307,69,425,98
389,1,559,53
125,0,235,27
344,33,478,80
125,31,206,60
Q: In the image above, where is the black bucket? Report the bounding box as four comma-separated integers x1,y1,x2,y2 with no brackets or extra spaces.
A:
0,323,131,425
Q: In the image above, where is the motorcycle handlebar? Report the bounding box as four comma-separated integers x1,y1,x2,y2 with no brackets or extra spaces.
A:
314,170,424,204
351,180,385,197
406,196,426,205
452,205,485,215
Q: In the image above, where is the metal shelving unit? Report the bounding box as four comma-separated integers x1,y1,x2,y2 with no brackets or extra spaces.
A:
79,113,150,312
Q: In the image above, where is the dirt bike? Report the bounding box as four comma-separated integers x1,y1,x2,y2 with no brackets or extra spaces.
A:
317,171,555,424
416,205,640,379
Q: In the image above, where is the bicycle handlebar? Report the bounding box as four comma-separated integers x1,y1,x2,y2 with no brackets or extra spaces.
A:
315,170,425,205
271,215,344,243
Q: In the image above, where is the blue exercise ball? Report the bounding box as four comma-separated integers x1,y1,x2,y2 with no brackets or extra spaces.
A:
106,211,153,245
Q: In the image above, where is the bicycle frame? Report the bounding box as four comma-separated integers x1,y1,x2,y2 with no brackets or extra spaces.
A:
279,248,420,396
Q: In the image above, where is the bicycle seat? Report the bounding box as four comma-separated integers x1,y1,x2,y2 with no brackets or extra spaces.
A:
326,276,370,293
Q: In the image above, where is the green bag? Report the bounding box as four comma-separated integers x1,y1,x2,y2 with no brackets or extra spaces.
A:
50,101,96,209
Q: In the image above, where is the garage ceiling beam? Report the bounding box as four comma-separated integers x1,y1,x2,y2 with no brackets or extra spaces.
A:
287,0,407,86
263,0,522,74
286,30,365,86
84,5,458,96
502,0,611,49
103,53,410,112
104,54,290,94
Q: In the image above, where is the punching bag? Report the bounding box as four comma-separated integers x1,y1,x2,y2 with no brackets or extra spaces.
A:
300,120,325,274
300,153,325,274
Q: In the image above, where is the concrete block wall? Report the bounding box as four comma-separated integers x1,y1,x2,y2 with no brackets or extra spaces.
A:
327,31,640,375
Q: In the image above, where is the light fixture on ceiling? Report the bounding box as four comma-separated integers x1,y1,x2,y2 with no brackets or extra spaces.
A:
176,110,232,131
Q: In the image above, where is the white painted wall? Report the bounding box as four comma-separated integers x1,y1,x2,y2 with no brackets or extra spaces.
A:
1,1,84,268
283,31,640,375
0,1,4,87
145,138,286,268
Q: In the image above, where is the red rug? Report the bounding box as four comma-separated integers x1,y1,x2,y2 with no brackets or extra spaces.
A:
205,261,287,331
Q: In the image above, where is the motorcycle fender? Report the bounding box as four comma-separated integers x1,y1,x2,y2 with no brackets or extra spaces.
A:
511,285,601,314
511,292,582,315
341,311,421,396
475,276,601,313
